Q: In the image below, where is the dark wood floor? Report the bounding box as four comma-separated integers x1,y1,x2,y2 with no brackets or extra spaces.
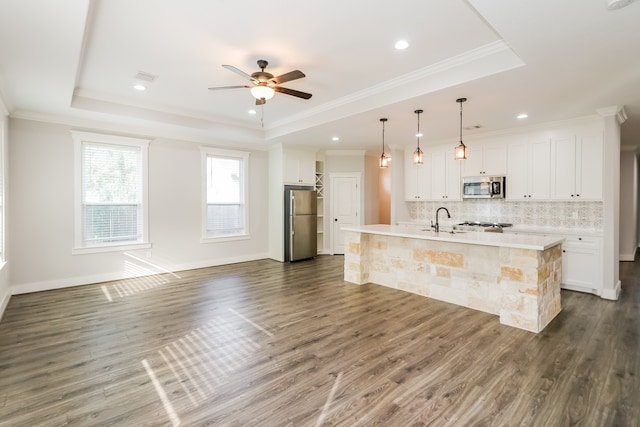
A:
0,255,638,426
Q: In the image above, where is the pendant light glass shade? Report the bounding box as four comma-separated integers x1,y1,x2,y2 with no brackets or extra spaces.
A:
379,118,390,168
413,109,424,165
250,85,275,100
455,98,467,160
454,142,467,160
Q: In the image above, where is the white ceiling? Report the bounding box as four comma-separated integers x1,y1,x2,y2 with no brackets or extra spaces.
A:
1,0,639,153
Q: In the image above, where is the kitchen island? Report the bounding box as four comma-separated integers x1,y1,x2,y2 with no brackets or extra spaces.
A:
342,224,565,333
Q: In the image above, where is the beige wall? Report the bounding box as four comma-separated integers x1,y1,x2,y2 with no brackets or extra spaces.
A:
378,165,391,224
8,118,270,294
0,112,9,320
619,149,638,260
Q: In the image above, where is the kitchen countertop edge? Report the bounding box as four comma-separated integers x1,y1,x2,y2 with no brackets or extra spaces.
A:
343,224,564,251
396,222,603,238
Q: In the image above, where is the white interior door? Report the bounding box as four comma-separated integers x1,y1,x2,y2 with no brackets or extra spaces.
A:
331,174,360,255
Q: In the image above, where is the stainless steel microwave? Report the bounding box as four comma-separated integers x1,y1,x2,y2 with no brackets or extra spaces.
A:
462,176,505,199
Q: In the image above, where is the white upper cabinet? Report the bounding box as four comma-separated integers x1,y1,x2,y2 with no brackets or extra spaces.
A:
507,139,550,200
404,148,431,201
550,134,603,200
283,149,316,185
430,149,461,200
462,143,507,177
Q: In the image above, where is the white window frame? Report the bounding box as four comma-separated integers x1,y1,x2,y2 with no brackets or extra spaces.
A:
200,146,250,243
72,131,151,254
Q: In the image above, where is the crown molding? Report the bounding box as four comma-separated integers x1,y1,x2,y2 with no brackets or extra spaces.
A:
9,110,270,151
597,105,627,124
0,93,9,116
323,150,366,156
421,114,604,148
265,40,525,140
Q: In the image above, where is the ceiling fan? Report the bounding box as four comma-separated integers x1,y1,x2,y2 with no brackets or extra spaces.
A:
208,59,312,105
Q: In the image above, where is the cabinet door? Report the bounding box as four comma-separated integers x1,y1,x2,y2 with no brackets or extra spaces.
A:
462,146,484,176
529,139,551,199
562,239,600,290
507,142,529,199
462,144,507,176
298,151,317,185
284,149,316,184
483,144,507,176
445,150,461,200
404,149,430,200
430,151,446,200
550,136,577,200
576,135,603,200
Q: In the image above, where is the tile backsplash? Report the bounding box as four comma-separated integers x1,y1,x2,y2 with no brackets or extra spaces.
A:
406,200,603,231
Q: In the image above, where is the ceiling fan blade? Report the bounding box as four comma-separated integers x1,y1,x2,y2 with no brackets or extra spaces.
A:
272,70,305,85
208,85,251,90
255,98,267,106
274,86,312,100
222,64,256,82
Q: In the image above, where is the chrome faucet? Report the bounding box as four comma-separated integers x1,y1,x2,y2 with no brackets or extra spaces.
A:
432,207,451,232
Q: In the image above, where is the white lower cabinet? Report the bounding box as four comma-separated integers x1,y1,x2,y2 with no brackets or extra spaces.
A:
561,235,602,293
505,230,603,296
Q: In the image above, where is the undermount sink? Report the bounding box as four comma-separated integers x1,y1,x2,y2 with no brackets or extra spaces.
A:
421,229,467,234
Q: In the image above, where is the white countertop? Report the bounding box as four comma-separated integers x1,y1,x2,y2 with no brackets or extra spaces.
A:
397,221,603,238
342,224,564,251
506,226,603,237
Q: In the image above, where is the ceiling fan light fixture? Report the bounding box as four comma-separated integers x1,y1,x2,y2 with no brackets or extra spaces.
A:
250,85,275,100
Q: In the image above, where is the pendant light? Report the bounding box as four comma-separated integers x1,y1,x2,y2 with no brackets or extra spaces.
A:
413,109,424,165
455,97,467,160
379,118,390,168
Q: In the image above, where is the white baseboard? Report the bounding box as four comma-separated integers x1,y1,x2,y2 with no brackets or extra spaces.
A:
620,247,637,262
11,252,270,295
600,280,622,300
0,286,10,322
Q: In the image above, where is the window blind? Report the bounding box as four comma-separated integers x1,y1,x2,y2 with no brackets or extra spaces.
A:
82,142,142,245
206,155,245,237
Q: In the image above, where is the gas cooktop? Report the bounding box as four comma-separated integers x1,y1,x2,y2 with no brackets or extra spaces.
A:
453,221,513,233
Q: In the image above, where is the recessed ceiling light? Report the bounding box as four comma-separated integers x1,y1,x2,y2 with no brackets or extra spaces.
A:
517,113,529,119
331,136,340,142
394,40,410,50
133,84,147,91
248,109,257,115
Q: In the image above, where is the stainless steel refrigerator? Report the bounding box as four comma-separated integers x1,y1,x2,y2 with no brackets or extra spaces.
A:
284,187,317,262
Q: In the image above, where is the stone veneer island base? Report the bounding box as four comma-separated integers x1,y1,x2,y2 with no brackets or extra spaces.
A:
343,225,564,333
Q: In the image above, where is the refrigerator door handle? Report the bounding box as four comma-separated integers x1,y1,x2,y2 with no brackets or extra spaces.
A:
290,195,295,217
289,216,295,259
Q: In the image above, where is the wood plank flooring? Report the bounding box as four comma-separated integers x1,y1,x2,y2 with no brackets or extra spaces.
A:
0,255,639,426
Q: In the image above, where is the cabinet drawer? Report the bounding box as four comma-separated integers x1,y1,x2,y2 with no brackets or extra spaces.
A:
562,236,600,249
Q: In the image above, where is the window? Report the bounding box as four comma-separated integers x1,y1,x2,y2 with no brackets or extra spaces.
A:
72,131,151,254
201,147,250,241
